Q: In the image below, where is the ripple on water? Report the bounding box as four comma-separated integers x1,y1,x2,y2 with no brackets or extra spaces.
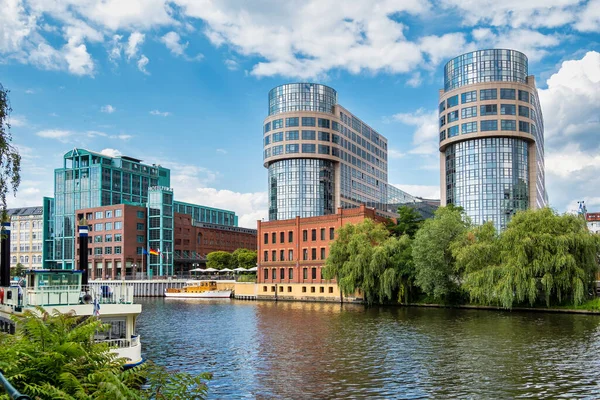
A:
136,299,600,399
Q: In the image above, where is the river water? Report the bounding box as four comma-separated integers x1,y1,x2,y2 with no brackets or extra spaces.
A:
136,298,600,399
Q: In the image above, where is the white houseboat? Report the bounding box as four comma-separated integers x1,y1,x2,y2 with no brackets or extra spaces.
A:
0,270,143,368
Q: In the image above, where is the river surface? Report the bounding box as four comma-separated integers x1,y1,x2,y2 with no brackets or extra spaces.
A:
136,298,600,399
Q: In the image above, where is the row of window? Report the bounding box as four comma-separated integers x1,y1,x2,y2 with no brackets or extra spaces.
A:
440,88,530,112
11,255,42,264
265,117,331,132
263,267,323,280
262,285,335,294
93,246,123,255
12,244,43,252
264,130,333,145
12,221,42,230
442,120,533,140
85,209,137,220
92,233,123,243
440,104,533,127
92,221,123,231
263,227,336,244
263,247,327,262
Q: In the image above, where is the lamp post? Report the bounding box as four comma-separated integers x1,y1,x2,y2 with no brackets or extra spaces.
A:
132,263,137,280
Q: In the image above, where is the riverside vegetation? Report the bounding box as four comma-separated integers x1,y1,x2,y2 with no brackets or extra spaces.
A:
0,308,211,400
323,206,600,310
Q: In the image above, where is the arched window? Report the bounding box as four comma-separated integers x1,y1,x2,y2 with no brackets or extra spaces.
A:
20,256,24,263
25,256,29,263
38,255,42,263
12,256,17,264
25,221,30,229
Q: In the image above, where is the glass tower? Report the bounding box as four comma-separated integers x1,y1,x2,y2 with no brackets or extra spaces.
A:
263,83,416,221
439,49,547,231
148,187,173,277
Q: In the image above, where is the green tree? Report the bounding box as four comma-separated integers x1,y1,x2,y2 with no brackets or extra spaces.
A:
370,235,416,304
0,307,211,400
231,248,257,270
388,205,423,238
412,205,470,302
10,262,25,279
0,84,22,213
206,251,233,270
456,208,600,309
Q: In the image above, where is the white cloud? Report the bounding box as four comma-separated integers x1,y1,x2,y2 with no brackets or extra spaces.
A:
575,0,600,32
471,28,561,62
216,148,227,154
25,89,35,94
388,149,405,159
149,110,171,117
161,31,187,56
100,104,116,113
113,134,132,140
36,129,73,140
8,114,27,127
545,143,600,179
405,72,422,88
125,31,145,59
108,34,123,62
137,54,149,74
392,108,438,155
392,184,440,200
538,51,600,141
100,148,122,158
224,59,239,70
419,32,469,66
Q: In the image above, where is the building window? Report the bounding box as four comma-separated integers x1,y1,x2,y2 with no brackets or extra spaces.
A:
302,130,316,140
272,132,283,142
317,118,330,128
461,90,476,103
500,88,516,100
105,234,112,242
280,268,285,279
518,105,530,118
285,117,299,127
303,268,307,280
271,269,276,279
94,235,103,243
439,100,446,112
94,223,103,231
105,222,113,230
95,211,103,219
318,228,324,240
264,233,268,244
439,115,446,127
272,250,276,261
311,287,316,293
115,246,122,254
115,234,122,242
288,249,293,260
272,232,276,244
480,104,497,116
329,227,335,240
500,104,516,115
518,90,529,102
280,250,285,261
272,119,283,129
311,229,316,241
320,287,324,293
86,213,93,220
318,131,330,141
329,287,334,293
501,120,516,131
448,125,459,137
285,144,299,154
318,145,330,155
114,221,122,230
271,286,276,292
312,248,317,260
264,135,271,146
302,144,316,153
519,121,530,133
94,248,102,255
288,231,293,242
114,209,122,218
264,122,271,133
320,248,326,259
136,247,143,255
312,268,317,279
137,223,144,230
481,120,498,131
461,122,477,134
447,110,459,123
302,117,316,127
272,145,283,156
105,210,112,218
480,89,497,100
105,247,112,255
302,286,307,292
303,249,308,260
461,106,477,119
447,95,459,108
285,131,299,141
264,269,268,280
135,235,143,243
287,286,292,293
303,230,308,241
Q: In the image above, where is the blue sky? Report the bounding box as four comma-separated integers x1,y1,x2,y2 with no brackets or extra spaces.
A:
1,0,599,227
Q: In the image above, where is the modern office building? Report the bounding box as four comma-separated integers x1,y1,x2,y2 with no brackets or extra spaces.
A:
262,83,416,221
256,205,388,301
7,206,44,269
44,148,243,275
439,49,547,230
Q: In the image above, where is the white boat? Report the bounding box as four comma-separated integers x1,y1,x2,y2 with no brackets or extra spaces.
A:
0,270,143,368
165,280,232,298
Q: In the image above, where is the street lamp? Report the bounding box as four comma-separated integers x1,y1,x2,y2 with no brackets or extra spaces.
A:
132,263,137,280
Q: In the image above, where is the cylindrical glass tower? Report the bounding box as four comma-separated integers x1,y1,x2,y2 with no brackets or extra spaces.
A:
439,49,546,230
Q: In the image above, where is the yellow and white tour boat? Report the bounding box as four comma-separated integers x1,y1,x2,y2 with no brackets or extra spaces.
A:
164,280,232,298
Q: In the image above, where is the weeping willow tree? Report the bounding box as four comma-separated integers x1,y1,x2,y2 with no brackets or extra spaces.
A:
370,235,415,304
0,84,21,214
454,208,600,309
0,308,211,399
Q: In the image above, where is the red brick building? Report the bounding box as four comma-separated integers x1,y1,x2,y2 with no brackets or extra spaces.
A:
256,205,389,300
76,206,257,280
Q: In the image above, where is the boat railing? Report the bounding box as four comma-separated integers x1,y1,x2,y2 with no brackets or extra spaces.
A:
26,285,82,307
97,335,140,349
85,284,134,304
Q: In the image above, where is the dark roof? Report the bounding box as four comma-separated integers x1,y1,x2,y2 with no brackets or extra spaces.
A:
6,206,44,217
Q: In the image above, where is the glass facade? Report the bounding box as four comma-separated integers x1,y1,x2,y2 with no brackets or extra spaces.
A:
446,138,529,230
268,83,337,116
147,187,173,277
444,49,528,91
268,159,335,220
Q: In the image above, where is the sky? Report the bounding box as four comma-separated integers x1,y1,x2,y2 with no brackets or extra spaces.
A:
0,0,599,228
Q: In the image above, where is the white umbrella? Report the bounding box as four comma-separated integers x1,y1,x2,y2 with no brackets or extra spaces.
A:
247,267,258,272
203,268,218,273
189,268,203,272
233,267,247,272
220,268,234,272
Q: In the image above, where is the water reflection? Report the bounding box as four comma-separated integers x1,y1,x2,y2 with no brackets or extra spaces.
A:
137,299,600,399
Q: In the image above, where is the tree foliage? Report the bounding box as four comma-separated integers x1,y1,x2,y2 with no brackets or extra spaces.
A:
231,248,257,270
11,262,25,278
0,84,22,213
454,208,600,309
323,219,415,305
412,206,470,302
0,307,211,399
388,205,423,238
206,251,233,270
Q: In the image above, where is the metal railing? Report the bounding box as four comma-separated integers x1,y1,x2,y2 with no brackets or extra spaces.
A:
0,370,31,400
85,284,134,304
100,335,140,349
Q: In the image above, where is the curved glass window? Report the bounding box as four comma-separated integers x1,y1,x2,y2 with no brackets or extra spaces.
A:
461,91,477,104
302,130,316,140
518,90,530,102
285,144,299,153
269,83,337,116
448,125,459,137
272,132,283,142
480,89,497,100
445,137,529,231
268,159,335,220
444,49,528,91
448,110,459,123
302,144,316,153
462,106,477,119
501,120,516,131
286,131,299,141
500,104,516,115
461,122,477,134
500,89,516,100
318,131,330,141
481,120,498,131
480,105,497,116
447,95,459,108
286,117,299,127
518,105,530,118
519,121,530,133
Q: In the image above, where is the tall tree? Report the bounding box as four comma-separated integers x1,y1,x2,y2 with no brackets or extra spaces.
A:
370,235,416,304
412,206,470,302
388,205,423,238
231,248,257,269
0,84,21,213
456,208,600,308
206,251,233,270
